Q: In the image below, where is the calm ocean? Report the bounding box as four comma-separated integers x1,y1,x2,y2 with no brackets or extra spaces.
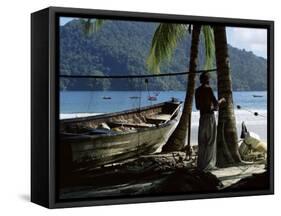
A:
60,91,267,114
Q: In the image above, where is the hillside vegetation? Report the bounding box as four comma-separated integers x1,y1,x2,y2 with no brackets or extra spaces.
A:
60,20,267,91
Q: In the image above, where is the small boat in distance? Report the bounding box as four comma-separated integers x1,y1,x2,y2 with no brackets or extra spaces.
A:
129,96,141,99
148,96,157,101
102,96,112,100
60,100,182,169
252,95,263,98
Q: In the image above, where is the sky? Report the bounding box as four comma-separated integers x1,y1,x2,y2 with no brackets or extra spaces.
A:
226,27,267,58
60,17,75,26
60,17,267,59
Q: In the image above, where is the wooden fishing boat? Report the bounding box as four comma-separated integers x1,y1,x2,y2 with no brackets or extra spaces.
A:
60,100,182,169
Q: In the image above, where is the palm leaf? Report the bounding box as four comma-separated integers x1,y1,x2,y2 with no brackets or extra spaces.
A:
202,25,215,69
147,23,188,73
79,18,104,37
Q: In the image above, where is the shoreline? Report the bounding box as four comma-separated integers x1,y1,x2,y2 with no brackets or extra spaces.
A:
60,110,267,143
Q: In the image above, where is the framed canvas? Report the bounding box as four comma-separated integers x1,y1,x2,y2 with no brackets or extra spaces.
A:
31,6,274,208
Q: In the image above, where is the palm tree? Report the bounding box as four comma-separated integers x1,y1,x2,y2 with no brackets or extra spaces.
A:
213,26,242,166
147,24,214,152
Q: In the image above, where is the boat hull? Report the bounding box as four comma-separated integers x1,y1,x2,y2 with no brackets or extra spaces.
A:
60,101,182,168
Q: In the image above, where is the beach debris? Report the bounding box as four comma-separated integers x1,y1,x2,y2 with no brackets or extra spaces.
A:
182,145,196,161
97,122,111,130
151,168,222,194
222,171,268,191
238,122,267,162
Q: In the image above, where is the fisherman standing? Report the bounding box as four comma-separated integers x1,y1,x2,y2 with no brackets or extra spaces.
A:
195,73,225,171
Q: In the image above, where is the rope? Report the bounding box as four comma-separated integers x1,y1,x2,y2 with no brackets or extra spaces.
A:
60,68,217,79
236,105,267,118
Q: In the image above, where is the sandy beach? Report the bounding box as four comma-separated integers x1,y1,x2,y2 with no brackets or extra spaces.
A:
189,109,267,144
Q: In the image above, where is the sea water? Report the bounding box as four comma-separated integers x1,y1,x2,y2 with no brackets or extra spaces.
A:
60,91,267,143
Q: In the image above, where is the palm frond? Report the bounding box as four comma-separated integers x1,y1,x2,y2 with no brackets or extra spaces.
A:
147,24,188,73
202,25,215,69
94,19,104,32
79,18,105,37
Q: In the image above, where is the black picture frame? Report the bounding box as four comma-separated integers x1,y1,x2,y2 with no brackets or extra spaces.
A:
31,6,274,208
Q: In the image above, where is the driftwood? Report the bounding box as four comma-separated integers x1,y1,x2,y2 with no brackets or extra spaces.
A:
59,151,267,200
59,152,221,199
61,152,192,186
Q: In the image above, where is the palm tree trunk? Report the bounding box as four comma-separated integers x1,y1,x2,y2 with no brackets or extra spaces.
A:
213,26,242,166
162,25,201,152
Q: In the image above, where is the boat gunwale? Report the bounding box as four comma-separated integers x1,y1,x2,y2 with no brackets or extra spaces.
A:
60,100,182,124
61,116,180,142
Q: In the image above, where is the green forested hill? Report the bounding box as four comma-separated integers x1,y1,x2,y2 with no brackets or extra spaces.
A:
60,20,267,91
